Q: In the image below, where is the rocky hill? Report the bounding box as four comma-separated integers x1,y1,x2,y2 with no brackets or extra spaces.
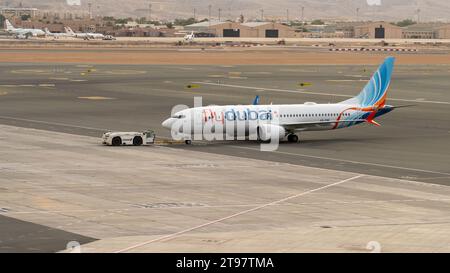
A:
2,0,449,22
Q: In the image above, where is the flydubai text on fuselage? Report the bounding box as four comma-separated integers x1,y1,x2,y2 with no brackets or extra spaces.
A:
162,57,400,143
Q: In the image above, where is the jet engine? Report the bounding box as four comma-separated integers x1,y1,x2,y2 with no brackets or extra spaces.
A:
257,124,286,141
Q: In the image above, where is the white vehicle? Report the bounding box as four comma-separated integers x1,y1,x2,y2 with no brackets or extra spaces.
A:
102,130,155,146
102,35,116,40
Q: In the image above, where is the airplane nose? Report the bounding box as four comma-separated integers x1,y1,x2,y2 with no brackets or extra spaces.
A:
161,118,173,129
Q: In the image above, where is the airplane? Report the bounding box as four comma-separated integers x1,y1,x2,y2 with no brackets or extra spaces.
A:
184,31,195,42
4,19,45,39
44,28,71,39
162,57,411,145
64,27,105,40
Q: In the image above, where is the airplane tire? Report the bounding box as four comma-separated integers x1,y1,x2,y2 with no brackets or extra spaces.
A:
133,136,143,146
112,137,122,146
288,134,299,143
185,140,192,145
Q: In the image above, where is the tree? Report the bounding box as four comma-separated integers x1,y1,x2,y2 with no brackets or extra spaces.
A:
115,18,130,25
137,17,147,24
174,18,197,26
148,20,161,26
396,19,416,27
21,14,31,21
311,19,324,25
0,15,4,28
166,22,173,28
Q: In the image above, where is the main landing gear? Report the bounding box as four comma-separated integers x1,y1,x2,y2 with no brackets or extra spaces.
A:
287,134,299,143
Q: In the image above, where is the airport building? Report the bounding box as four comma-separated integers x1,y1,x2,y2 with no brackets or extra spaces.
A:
241,22,296,38
436,24,450,39
402,23,445,39
184,21,296,38
354,22,403,39
0,7,38,18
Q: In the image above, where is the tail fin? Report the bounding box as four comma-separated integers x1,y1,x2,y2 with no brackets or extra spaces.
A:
44,28,51,34
5,19,15,31
340,57,395,108
65,27,75,35
252,95,260,105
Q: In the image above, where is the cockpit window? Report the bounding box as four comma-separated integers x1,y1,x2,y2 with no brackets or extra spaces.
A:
171,114,185,119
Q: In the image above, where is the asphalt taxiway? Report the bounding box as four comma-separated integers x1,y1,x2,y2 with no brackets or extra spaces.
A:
0,60,449,252
0,62,448,184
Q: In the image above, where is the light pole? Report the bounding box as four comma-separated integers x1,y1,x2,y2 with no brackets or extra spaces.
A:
260,8,264,21
218,8,221,21
148,3,152,21
208,4,211,27
301,6,304,22
88,2,92,19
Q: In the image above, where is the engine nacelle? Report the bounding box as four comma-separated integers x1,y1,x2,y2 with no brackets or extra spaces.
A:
258,124,286,141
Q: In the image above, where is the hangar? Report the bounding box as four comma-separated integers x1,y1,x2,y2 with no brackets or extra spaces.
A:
436,24,450,39
354,22,403,39
184,21,249,37
241,22,296,38
184,21,295,38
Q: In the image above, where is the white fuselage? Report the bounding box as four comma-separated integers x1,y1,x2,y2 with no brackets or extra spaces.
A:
8,28,45,37
162,57,396,143
161,103,388,141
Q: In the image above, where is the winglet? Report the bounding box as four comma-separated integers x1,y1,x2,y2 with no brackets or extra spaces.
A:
252,95,260,105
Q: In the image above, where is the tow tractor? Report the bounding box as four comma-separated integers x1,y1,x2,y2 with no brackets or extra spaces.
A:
102,130,155,146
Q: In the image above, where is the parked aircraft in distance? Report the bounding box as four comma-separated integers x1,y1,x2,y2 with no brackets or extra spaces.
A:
184,31,195,42
65,27,105,40
5,19,45,39
44,28,71,38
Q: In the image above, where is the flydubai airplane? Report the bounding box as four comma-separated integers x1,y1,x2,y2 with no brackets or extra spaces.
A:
5,19,45,39
162,57,407,145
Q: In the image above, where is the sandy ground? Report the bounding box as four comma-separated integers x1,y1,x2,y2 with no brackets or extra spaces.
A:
1,47,450,65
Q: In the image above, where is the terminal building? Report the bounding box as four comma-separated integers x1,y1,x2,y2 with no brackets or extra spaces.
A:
0,7,38,18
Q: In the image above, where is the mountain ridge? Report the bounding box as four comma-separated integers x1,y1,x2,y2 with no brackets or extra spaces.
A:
2,0,449,22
